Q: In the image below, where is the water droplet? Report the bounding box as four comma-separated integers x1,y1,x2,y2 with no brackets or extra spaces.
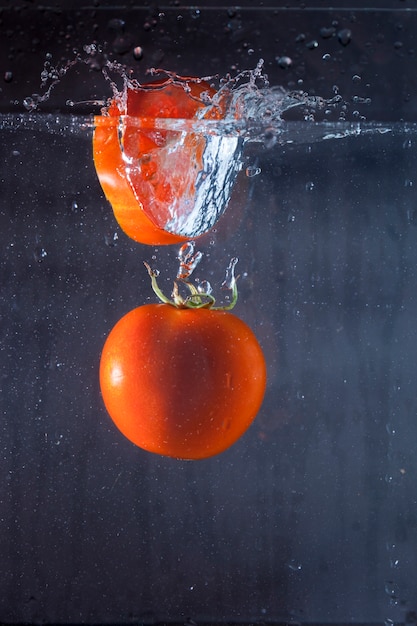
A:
306,40,319,50
276,55,292,69
245,165,261,178
384,619,395,626
320,26,335,39
305,181,315,191
112,34,133,55
403,139,413,149
338,28,352,46
4,71,13,83
133,46,143,60
23,96,36,111
288,559,302,571
322,53,331,61
352,74,361,83
108,18,125,31
190,8,200,19
404,179,413,187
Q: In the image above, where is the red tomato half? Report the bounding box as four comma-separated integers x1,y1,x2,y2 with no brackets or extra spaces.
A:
93,80,229,245
99,303,266,460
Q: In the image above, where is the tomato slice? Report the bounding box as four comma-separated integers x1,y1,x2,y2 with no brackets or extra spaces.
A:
93,79,241,245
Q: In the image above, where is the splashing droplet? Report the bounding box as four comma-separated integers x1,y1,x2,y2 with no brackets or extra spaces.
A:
222,257,238,292
177,242,203,280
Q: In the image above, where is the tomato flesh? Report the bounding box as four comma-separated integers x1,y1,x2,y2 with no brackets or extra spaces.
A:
99,304,266,460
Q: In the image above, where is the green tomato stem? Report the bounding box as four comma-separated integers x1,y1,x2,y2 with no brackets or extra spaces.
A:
144,261,238,311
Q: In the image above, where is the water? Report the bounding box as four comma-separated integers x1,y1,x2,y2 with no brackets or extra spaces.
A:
2,108,417,623
2,2,417,623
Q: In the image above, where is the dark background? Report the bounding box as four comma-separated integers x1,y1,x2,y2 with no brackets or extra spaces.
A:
1,2,417,625
1,0,417,121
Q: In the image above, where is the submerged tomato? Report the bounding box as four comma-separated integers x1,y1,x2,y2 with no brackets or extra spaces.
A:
93,79,237,245
99,303,266,460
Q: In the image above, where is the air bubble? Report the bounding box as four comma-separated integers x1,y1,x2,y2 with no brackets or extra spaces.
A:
33,246,47,262
384,581,399,600
197,280,212,295
104,232,119,247
246,165,261,178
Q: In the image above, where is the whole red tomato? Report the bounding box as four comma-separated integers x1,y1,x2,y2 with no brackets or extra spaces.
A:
99,302,266,460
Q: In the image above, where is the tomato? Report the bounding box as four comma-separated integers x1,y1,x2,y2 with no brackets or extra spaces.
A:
99,303,266,460
93,79,231,245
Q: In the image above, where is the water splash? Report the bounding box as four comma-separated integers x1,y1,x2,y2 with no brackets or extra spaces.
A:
176,242,202,280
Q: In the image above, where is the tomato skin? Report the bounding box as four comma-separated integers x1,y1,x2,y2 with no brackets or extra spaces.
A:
93,80,227,245
99,304,266,460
